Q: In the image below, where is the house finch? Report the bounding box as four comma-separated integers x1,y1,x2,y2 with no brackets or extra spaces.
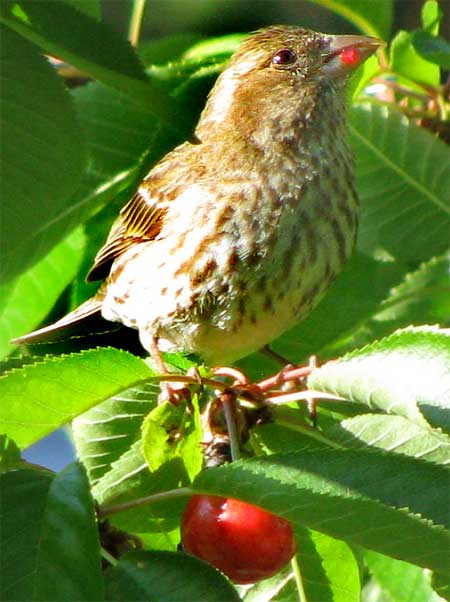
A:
15,26,381,366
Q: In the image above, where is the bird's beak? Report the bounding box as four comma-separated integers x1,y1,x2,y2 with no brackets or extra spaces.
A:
321,34,383,77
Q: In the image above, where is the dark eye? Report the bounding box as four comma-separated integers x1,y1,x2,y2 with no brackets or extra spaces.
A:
271,48,297,68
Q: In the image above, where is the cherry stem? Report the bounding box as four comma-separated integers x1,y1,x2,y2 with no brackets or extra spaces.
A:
151,361,342,408
98,486,194,519
220,390,241,461
213,366,249,385
256,365,313,392
291,555,307,602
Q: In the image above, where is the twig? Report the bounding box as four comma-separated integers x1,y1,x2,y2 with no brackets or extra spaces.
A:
98,487,193,519
128,0,148,47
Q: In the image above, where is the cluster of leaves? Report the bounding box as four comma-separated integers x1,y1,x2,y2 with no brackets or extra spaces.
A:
0,1,449,601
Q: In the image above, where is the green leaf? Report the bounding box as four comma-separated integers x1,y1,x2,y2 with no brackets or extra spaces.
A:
350,54,380,100
73,382,159,485
0,25,86,282
0,228,86,359
356,254,450,347
1,0,183,127
365,550,443,602
142,398,203,481
301,530,360,602
307,0,393,39
350,103,450,263
61,0,101,20
39,82,178,287
308,326,450,432
91,436,187,553
421,0,442,34
92,438,155,508
326,414,450,465
138,33,204,65
71,80,177,180
0,435,22,471
241,563,295,602
105,550,241,602
183,33,245,60
93,442,189,541
390,30,440,87
243,528,360,602
412,31,450,69
1,463,103,601
3,0,145,79
57,51,219,291
432,571,450,601
192,450,450,574
0,347,152,448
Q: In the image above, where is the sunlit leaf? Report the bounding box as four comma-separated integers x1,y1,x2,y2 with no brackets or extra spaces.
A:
0,347,152,448
308,326,450,432
326,414,450,465
350,103,449,263
73,382,158,485
365,550,443,602
142,398,202,481
390,30,440,87
93,441,189,538
421,0,442,34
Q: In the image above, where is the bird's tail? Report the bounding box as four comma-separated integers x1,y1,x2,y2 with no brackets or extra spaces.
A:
12,295,104,345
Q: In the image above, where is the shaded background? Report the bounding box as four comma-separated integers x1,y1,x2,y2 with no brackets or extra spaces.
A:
23,0,448,471
104,0,449,43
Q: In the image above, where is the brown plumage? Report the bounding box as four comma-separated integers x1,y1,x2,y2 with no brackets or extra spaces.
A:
14,26,381,365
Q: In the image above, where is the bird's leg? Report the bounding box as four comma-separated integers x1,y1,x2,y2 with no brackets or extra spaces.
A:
212,366,249,386
260,345,307,393
148,336,190,405
261,345,294,366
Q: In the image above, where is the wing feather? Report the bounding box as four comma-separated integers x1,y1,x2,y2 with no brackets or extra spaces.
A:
87,188,166,281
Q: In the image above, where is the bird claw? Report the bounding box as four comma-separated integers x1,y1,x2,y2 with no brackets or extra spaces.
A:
158,382,191,405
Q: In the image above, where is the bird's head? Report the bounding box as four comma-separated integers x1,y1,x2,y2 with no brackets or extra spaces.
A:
197,25,381,140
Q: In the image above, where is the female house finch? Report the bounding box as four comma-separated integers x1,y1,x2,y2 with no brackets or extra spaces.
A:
15,26,381,366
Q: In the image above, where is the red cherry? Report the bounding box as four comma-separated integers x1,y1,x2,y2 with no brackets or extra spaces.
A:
181,495,297,584
340,46,361,66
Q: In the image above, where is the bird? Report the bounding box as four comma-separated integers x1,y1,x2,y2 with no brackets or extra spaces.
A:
14,26,381,369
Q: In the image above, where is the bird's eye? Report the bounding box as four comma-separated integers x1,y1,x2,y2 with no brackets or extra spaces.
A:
271,48,297,68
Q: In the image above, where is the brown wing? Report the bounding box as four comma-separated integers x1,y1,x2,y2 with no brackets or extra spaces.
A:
87,188,166,282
